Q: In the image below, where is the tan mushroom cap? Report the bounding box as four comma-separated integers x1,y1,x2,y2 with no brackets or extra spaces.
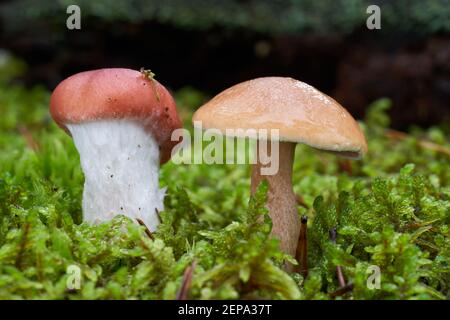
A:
193,77,367,158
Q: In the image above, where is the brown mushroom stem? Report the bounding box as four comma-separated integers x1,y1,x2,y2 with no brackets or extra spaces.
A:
251,141,300,262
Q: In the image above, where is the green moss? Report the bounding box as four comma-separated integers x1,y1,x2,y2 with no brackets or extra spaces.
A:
0,58,448,299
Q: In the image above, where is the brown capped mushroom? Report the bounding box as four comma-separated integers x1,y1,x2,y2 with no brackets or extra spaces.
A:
193,77,367,264
50,68,182,230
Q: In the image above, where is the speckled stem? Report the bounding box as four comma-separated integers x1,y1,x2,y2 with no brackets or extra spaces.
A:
251,141,299,267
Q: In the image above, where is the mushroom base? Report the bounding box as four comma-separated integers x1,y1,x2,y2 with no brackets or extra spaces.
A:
67,120,165,231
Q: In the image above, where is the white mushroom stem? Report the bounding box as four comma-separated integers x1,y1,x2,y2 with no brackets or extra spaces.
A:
67,119,165,231
251,141,299,263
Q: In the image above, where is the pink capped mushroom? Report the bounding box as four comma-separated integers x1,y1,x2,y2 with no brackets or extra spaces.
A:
50,68,182,231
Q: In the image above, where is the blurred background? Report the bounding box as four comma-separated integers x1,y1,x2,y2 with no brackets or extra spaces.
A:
0,0,449,129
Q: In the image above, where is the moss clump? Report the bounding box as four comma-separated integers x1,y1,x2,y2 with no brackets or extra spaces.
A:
0,58,449,299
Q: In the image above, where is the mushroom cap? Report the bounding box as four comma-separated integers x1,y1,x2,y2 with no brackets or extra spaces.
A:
192,77,367,158
50,68,182,164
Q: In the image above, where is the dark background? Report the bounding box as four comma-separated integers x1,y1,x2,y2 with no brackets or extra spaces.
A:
1,0,449,129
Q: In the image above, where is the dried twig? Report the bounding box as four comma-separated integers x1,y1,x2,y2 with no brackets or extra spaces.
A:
136,218,154,240
176,261,196,300
329,282,354,298
18,126,39,152
15,223,30,269
295,194,309,209
140,67,160,102
155,208,162,223
295,215,308,278
329,227,346,287
386,129,450,157
336,265,346,288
